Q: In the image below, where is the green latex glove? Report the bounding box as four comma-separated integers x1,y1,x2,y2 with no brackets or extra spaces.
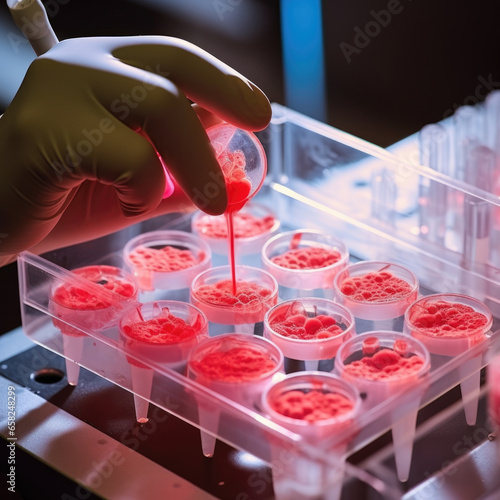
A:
0,36,271,266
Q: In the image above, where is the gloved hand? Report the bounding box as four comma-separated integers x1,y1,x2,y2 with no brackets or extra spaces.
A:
0,36,272,266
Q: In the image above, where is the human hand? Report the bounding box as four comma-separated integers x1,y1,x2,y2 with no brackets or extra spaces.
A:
0,35,271,265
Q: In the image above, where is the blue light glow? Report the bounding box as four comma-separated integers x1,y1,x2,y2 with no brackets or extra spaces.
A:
280,0,327,121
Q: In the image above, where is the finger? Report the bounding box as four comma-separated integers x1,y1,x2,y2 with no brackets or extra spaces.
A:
80,118,167,217
110,36,272,131
192,104,224,130
91,71,228,215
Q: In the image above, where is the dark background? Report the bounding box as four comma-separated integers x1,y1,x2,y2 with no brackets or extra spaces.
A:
1,0,500,335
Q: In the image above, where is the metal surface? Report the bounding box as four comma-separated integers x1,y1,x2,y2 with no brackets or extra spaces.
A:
0,330,220,500
0,377,218,500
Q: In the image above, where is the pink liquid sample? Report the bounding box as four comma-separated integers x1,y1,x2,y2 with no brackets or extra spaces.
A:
127,245,203,272
51,265,137,337
340,270,413,302
193,211,276,239
270,390,354,422
408,300,489,338
190,345,277,382
342,348,426,381
271,245,342,270
269,302,343,341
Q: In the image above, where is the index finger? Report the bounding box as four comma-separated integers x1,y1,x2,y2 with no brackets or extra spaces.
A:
111,36,272,131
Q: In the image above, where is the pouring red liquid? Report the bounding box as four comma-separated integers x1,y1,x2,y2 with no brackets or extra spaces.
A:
207,124,267,294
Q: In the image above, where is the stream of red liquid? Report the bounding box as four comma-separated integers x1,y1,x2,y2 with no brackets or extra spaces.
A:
220,149,252,295
225,211,237,295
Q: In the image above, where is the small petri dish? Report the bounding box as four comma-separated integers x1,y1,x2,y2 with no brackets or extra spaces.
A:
262,229,349,296
123,230,211,293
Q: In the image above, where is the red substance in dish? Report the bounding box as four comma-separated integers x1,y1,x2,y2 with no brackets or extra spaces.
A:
220,150,251,210
194,212,275,239
191,346,277,382
121,309,200,345
408,300,489,338
269,303,343,341
128,245,201,272
52,265,136,310
270,390,354,421
195,279,273,308
271,246,342,270
342,349,425,381
51,265,137,337
340,271,412,302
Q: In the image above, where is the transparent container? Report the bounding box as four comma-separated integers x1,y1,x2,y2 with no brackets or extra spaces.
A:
190,265,279,335
49,264,138,386
264,297,355,372
17,104,500,498
207,122,267,212
333,260,419,333
261,372,361,500
187,333,284,457
123,230,211,301
119,300,209,423
335,331,431,482
404,293,493,425
262,229,349,300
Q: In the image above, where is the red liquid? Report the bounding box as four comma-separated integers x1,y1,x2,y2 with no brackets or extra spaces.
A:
194,212,275,239
340,271,412,302
128,245,202,272
408,300,489,338
220,150,252,211
219,148,252,293
226,212,237,295
270,390,354,422
190,345,277,382
269,302,343,341
343,349,425,381
271,246,342,270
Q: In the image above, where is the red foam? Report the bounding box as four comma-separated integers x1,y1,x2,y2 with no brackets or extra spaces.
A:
270,390,354,422
340,271,412,302
409,300,489,338
342,348,425,381
269,302,344,340
190,346,277,382
128,245,200,272
194,212,276,239
195,280,273,308
271,246,342,270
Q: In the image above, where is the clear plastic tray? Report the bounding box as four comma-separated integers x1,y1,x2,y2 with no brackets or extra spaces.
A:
17,104,500,497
